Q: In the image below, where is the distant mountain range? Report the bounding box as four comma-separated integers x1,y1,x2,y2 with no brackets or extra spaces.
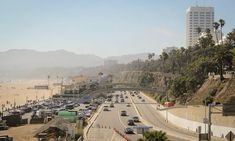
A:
0,49,150,79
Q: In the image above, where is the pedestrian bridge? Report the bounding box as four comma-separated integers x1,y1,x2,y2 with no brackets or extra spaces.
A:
80,83,165,95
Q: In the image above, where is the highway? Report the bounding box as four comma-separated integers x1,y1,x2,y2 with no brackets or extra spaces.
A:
87,91,195,141
88,91,143,141
130,92,197,141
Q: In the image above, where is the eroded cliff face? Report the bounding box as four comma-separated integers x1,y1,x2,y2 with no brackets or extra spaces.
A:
113,71,176,88
113,71,235,104
190,75,235,105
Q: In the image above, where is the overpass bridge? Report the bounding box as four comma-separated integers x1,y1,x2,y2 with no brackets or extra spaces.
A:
80,83,165,96
53,83,165,99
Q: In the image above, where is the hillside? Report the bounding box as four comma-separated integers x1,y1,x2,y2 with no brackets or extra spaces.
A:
0,49,103,70
113,71,176,88
0,49,149,79
190,74,235,105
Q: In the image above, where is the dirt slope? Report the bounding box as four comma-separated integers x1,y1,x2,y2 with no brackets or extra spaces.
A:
190,75,235,105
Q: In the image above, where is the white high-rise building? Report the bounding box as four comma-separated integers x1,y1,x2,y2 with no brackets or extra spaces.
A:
186,6,214,47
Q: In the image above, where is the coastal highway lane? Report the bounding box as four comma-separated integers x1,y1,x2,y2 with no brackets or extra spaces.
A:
87,91,143,141
87,91,199,141
131,92,198,141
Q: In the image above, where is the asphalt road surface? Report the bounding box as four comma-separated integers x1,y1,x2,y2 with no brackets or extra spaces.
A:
130,92,197,141
87,91,196,141
88,91,143,141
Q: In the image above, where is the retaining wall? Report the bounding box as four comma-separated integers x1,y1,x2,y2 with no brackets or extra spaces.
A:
157,109,235,138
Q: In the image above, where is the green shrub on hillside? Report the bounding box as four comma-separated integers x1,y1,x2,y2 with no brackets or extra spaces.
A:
208,88,217,96
203,96,214,105
139,72,155,86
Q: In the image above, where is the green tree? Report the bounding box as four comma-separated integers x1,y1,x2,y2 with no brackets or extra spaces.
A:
98,72,103,76
160,52,169,72
138,130,169,141
219,19,225,44
213,19,232,81
213,22,220,43
148,53,155,60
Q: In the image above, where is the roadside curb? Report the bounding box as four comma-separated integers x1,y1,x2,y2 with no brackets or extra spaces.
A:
130,92,197,141
83,105,103,141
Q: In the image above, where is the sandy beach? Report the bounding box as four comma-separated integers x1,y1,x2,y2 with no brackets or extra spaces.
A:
0,80,60,110
0,124,43,141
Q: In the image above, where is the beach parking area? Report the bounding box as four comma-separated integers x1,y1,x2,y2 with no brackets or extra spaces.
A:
0,80,60,110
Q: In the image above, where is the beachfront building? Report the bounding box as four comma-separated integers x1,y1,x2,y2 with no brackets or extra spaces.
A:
186,6,214,47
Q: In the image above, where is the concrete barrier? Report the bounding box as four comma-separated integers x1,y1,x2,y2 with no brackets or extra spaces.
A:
157,109,235,138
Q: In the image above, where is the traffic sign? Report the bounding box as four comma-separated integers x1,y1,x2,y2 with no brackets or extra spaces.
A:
225,131,235,141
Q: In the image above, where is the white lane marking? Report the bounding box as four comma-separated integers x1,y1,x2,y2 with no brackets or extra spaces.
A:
117,105,127,128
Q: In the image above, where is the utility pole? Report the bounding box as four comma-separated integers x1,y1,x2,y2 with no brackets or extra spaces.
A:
207,104,222,141
13,97,16,111
47,75,50,88
165,77,168,122
208,104,212,141
204,99,207,133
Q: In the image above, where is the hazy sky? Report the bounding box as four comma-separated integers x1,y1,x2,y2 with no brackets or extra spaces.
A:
0,0,235,57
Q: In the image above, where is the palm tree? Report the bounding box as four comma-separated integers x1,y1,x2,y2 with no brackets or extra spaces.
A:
219,19,225,44
213,22,220,44
98,72,103,76
205,28,211,34
162,52,169,72
196,27,202,38
148,53,155,60
138,130,169,141
213,19,228,81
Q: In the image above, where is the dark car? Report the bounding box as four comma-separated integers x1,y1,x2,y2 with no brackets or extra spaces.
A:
103,107,109,111
66,104,74,110
132,116,139,122
124,127,134,134
127,119,135,126
120,110,127,116
110,103,114,108
126,104,131,107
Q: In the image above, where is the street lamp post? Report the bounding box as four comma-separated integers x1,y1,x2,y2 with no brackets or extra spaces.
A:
208,104,212,141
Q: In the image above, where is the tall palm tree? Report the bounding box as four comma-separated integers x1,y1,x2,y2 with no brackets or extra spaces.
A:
159,54,163,71
162,52,169,72
219,19,225,44
196,27,202,38
196,27,202,39
214,19,226,81
213,22,220,44
148,53,155,60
